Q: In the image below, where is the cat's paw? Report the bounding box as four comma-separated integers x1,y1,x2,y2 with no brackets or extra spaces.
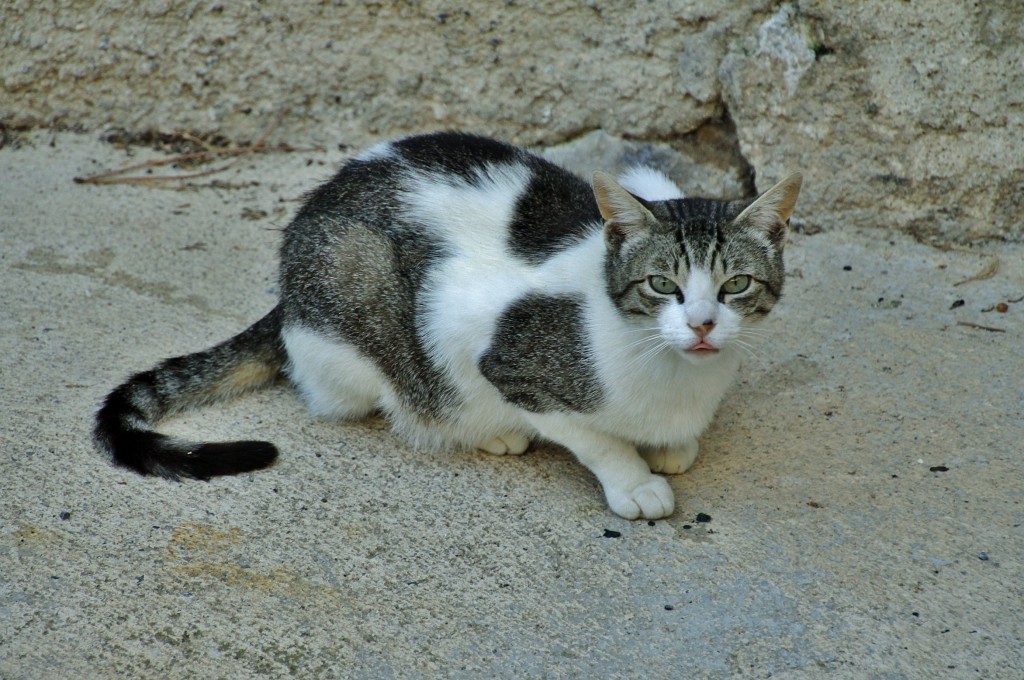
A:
640,439,699,474
476,432,530,455
606,475,675,520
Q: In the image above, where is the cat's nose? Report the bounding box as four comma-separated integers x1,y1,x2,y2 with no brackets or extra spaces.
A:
690,321,715,337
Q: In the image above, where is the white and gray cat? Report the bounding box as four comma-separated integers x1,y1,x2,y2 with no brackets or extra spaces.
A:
94,132,801,520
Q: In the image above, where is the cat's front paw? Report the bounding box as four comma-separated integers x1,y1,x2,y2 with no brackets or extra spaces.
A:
641,439,699,474
606,475,675,520
476,432,530,455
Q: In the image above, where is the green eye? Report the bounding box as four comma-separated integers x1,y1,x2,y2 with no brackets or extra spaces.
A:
721,275,752,295
648,275,679,295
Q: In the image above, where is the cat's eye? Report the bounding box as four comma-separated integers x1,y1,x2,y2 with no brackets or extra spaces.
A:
648,275,679,295
720,275,752,295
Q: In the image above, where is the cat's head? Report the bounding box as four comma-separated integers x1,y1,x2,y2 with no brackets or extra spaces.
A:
594,170,802,363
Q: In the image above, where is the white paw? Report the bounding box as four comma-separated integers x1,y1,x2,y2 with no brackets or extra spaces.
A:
606,475,675,520
641,440,699,474
476,432,530,455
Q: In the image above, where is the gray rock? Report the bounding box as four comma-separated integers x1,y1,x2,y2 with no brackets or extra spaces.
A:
1,1,1020,237
719,2,1024,240
540,128,753,200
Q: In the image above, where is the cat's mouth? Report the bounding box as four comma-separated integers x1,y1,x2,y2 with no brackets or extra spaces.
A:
687,340,719,353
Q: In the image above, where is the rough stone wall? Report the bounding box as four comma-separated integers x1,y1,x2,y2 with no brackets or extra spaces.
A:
2,0,1020,240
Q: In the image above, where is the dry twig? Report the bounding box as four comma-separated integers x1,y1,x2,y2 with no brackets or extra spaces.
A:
73,110,322,186
956,321,1005,333
909,226,1000,287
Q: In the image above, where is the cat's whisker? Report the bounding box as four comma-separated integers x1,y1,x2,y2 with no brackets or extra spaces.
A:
620,326,662,335
731,338,768,368
625,347,662,372
625,336,659,362
622,333,664,352
734,329,772,345
627,339,672,373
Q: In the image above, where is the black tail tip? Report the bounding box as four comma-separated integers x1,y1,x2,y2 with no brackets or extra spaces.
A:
100,429,280,480
173,440,279,480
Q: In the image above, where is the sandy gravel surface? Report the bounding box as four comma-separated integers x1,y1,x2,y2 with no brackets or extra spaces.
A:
2,132,1022,678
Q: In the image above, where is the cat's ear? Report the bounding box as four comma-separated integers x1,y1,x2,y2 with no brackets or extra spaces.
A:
593,171,658,251
732,173,802,247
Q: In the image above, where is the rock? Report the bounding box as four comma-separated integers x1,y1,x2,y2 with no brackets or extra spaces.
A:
719,2,1023,241
540,127,753,200
1,0,1019,240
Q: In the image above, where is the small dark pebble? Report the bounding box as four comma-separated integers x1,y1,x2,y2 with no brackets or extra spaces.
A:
930,465,949,472
977,552,989,561
59,511,71,520
602,529,621,539
842,265,852,271
647,521,656,527
950,299,965,310
682,524,692,530
664,605,674,611
696,513,712,523
912,612,920,617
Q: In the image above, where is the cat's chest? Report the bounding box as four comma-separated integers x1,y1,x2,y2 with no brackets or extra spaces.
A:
593,346,740,444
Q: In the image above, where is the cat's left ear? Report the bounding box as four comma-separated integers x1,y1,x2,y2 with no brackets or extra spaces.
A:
732,173,803,248
593,171,658,252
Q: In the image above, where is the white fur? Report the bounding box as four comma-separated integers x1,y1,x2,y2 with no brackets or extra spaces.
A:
352,140,396,163
282,327,388,420
616,166,685,201
284,160,742,519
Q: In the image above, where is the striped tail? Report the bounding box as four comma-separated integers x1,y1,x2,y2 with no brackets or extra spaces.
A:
94,306,286,480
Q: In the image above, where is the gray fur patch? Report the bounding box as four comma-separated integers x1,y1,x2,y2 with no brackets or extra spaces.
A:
479,295,603,413
279,151,461,419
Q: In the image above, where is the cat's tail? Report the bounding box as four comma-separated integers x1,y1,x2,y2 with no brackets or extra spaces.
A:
93,305,287,480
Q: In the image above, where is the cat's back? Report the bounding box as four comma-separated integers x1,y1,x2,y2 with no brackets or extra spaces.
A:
285,132,601,260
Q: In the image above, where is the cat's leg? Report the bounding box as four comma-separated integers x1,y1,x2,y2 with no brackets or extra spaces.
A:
477,432,531,455
527,413,674,520
282,327,384,420
639,438,700,474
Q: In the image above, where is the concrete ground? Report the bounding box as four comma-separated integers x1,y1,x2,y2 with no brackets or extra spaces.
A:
1,131,1022,679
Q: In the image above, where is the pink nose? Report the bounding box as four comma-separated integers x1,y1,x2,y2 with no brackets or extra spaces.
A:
690,321,715,337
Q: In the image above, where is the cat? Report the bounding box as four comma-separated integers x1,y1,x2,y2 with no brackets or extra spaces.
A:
94,131,801,520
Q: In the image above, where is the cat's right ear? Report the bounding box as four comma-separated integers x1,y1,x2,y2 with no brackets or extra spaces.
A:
732,173,802,248
593,171,657,252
